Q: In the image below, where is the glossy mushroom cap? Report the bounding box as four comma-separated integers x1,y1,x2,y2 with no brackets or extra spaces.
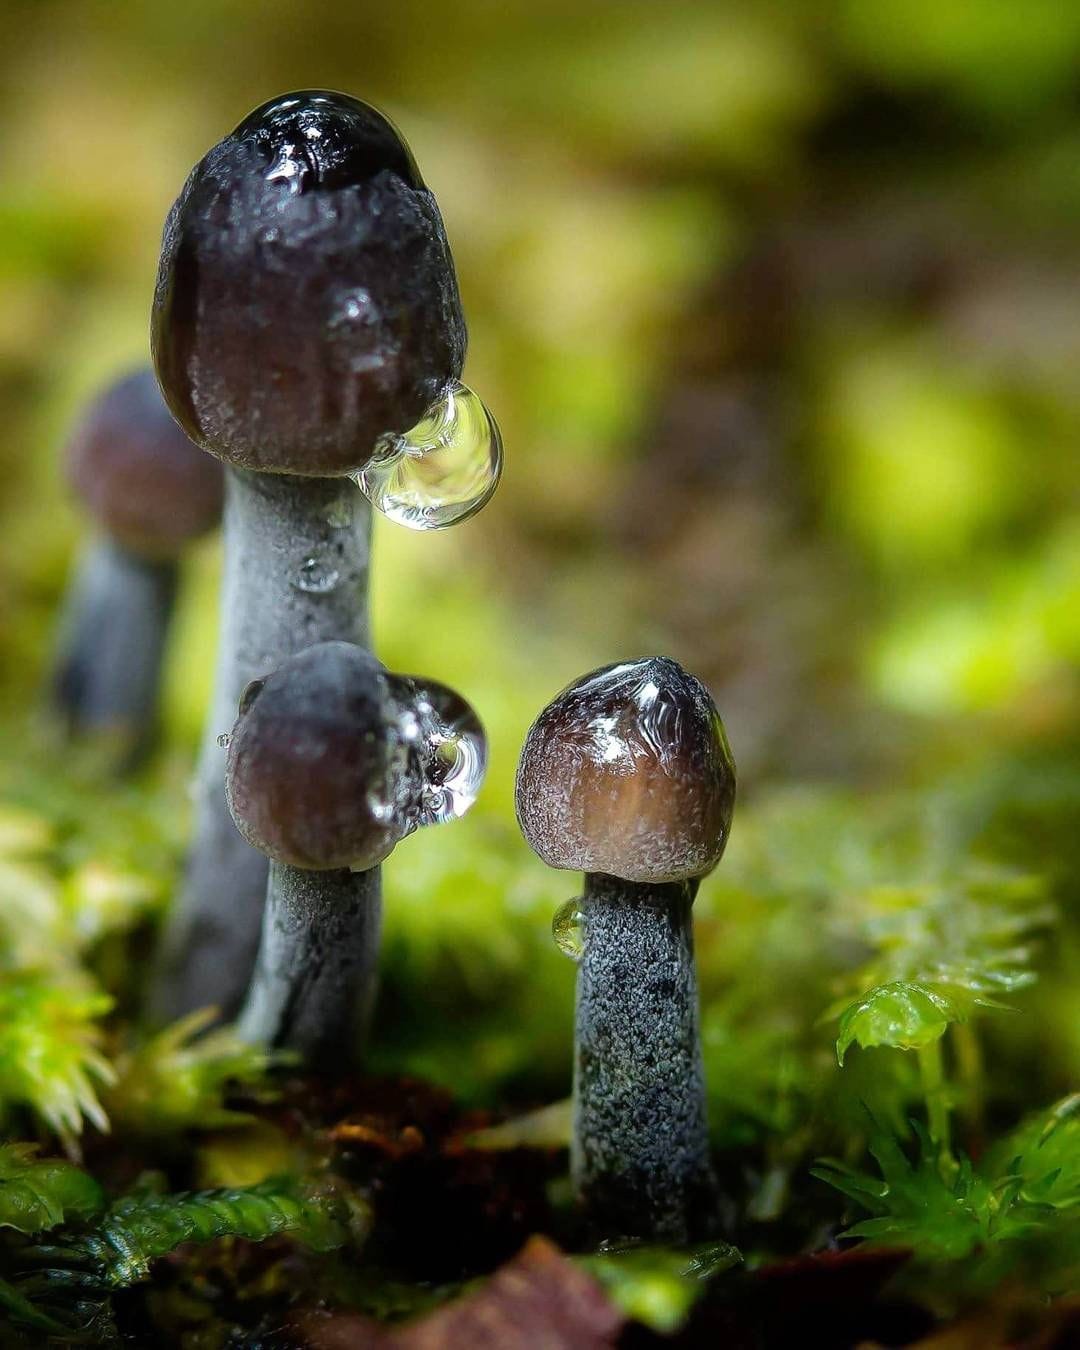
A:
152,89,467,476
66,368,223,559
515,657,736,884
225,642,423,870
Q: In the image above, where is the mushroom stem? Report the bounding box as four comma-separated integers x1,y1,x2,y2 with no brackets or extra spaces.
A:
151,466,372,1022
52,536,178,763
573,872,716,1243
236,862,382,1067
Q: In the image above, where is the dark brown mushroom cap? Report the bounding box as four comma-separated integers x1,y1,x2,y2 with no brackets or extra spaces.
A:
225,642,421,871
151,89,466,476
515,657,736,884
66,368,223,559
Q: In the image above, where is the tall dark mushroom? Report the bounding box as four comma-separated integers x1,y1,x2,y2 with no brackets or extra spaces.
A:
225,641,485,1066
53,367,223,767
150,90,497,1019
515,657,736,1243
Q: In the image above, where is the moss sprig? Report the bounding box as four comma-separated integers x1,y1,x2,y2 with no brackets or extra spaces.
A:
106,1009,288,1138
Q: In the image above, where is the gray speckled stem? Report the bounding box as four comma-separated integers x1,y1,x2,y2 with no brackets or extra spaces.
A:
52,537,177,766
572,873,716,1243
237,862,381,1068
151,467,372,1022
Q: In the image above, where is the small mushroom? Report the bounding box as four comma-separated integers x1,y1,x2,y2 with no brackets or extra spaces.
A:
515,657,736,1243
150,89,476,1020
53,367,223,766
226,641,485,1066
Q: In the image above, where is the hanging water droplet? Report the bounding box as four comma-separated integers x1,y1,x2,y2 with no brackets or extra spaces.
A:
292,557,341,594
216,732,231,749
354,380,502,531
387,676,487,827
552,899,585,961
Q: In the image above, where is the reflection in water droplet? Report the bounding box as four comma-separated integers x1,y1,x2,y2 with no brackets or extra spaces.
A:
216,732,231,749
361,707,418,840
292,557,341,594
354,380,502,531
386,676,487,829
238,679,265,716
265,142,309,194
552,899,585,961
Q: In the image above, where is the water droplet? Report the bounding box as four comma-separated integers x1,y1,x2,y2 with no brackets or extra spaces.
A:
552,899,585,961
365,789,398,826
292,557,341,594
238,679,265,716
265,141,309,194
354,380,502,530
339,291,366,321
325,494,354,529
216,732,231,749
387,676,487,827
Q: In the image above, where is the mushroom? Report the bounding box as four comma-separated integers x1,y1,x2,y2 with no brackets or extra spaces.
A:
53,367,223,766
149,89,484,1020
515,657,736,1243
225,641,485,1066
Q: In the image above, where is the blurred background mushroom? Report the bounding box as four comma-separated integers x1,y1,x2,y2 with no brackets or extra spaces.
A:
52,367,222,769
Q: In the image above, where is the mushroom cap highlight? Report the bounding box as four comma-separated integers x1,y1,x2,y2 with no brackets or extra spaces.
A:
225,641,420,871
152,89,467,476
515,657,736,884
66,368,223,559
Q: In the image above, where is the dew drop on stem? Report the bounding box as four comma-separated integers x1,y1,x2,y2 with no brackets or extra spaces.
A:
324,493,355,529
552,899,585,961
292,557,341,594
238,678,265,716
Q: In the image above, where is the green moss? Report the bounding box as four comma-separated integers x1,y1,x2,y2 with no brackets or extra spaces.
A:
0,1145,102,1235
580,1241,741,1334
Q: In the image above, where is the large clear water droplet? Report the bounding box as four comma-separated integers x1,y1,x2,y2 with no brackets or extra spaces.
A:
552,899,585,961
355,380,502,530
388,676,487,828
292,557,341,594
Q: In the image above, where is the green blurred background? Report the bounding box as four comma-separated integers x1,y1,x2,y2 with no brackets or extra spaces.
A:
0,1,1077,1107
